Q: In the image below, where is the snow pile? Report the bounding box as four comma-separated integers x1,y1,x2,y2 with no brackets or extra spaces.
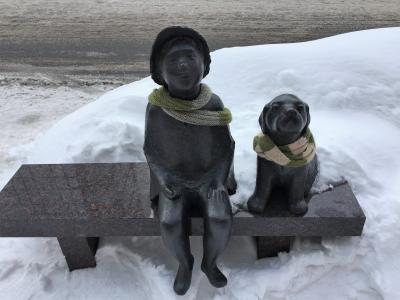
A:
1,27,400,299
0,82,107,190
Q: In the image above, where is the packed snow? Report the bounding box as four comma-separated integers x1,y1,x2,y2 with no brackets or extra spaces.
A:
0,73,118,190
1,27,400,299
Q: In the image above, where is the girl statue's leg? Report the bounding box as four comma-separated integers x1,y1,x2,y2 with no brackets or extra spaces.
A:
158,192,193,295
200,188,232,288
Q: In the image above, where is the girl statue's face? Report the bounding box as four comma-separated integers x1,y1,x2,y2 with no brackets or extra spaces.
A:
160,39,204,92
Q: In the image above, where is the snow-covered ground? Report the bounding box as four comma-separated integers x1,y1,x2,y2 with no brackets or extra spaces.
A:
0,73,119,189
1,27,400,299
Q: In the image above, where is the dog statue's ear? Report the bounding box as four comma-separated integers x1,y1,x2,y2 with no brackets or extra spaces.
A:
302,103,311,134
258,104,270,134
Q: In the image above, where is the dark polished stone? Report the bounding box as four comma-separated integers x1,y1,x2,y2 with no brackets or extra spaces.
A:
0,162,365,267
0,163,365,236
256,236,293,258
58,237,99,271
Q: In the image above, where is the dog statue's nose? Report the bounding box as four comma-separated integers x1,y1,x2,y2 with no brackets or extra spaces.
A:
286,108,297,117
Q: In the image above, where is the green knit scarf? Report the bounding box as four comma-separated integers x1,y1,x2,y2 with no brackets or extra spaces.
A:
253,128,316,167
148,84,232,126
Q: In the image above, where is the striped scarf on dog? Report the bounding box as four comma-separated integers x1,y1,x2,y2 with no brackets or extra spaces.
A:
253,128,316,167
148,84,232,126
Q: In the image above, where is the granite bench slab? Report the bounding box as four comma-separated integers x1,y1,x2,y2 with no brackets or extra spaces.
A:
0,162,365,270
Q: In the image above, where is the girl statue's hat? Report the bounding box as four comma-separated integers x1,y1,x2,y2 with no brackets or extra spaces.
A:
150,26,211,85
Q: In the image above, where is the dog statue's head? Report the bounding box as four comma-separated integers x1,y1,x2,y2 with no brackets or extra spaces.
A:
259,94,310,146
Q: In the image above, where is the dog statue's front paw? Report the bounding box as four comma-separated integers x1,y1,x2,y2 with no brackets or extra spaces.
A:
289,199,308,215
247,195,266,214
226,174,237,195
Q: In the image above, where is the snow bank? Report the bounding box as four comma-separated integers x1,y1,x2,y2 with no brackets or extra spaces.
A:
1,27,400,299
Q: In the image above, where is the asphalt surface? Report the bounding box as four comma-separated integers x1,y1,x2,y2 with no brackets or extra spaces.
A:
1,0,400,81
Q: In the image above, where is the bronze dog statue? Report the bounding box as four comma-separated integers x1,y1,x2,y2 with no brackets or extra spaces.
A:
248,94,318,215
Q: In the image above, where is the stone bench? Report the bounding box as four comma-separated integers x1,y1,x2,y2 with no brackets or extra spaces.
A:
0,162,365,271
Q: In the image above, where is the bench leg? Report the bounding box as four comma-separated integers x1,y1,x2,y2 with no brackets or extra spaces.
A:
57,237,99,271
255,236,293,259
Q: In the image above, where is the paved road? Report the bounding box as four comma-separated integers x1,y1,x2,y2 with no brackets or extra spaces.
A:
1,0,399,80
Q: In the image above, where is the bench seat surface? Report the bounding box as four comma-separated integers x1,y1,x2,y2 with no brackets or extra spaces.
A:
0,163,365,237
